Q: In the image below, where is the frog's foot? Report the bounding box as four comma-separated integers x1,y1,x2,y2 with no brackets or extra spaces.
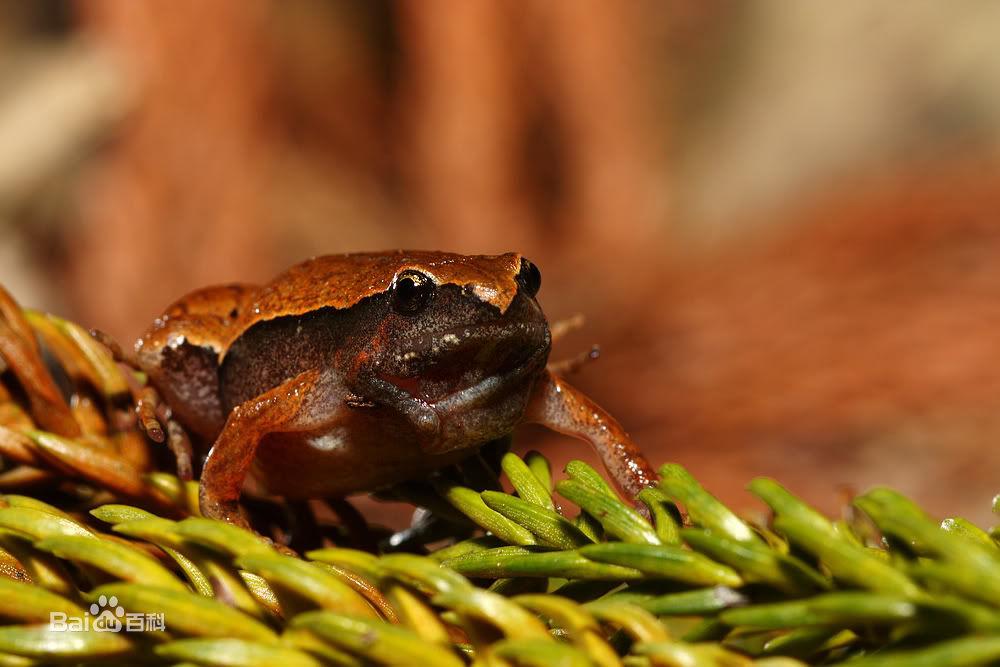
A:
547,344,600,377
134,384,194,481
91,332,167,444
199,493,252,530
165,419,194,481
199,495,298,556
88,327,195,480
136,385,166,442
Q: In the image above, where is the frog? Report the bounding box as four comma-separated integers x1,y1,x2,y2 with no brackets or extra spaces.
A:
133,251,657,529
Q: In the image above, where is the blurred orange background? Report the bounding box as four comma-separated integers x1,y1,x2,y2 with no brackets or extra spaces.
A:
3,1,1000,523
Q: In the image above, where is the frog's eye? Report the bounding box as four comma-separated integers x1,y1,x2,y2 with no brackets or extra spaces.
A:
391,270,435,315
516,258,541,297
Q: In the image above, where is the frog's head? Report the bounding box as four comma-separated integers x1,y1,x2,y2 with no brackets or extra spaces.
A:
362,252,551,451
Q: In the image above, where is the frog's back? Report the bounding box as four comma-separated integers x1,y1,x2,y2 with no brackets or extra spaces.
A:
246,252,523,332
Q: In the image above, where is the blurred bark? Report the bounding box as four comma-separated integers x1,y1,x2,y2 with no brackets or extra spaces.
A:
69,0,276,341
527,0,662,258
397,1,662,266
586,163,1000,522
396,0,536,253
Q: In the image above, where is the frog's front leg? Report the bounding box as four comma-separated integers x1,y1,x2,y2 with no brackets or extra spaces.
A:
199,370,320,529
523,369,657,499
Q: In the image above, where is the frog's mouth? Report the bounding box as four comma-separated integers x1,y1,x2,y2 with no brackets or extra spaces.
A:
432,326,550,414
381,319,551,412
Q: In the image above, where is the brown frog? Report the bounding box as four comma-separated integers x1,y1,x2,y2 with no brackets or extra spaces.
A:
134,251,656,529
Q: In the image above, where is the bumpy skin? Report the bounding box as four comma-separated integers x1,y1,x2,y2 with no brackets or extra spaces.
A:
135,251,656,527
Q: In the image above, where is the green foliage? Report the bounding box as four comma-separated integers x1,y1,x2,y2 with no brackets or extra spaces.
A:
0,457,998,666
